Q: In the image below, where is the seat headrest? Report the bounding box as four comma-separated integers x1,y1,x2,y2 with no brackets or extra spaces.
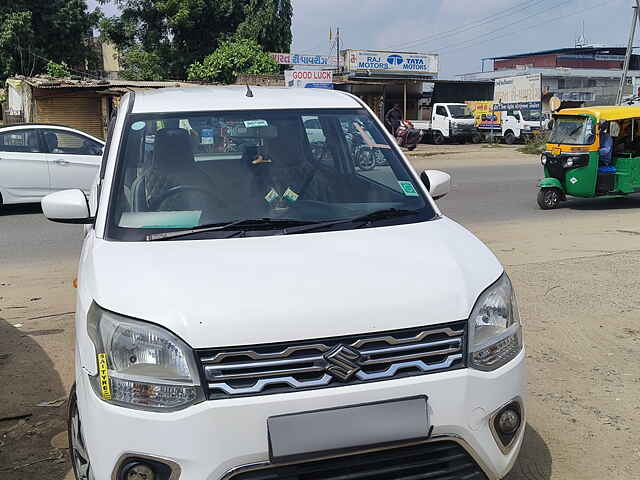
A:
44,132,58,150
154,128,195,171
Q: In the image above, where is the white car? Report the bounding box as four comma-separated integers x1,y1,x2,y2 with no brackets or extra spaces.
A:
0,124,103,206
42,86,525,480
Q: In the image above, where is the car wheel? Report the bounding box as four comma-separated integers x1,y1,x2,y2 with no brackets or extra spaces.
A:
471,133,482,144
68,385,95,480
432,131,445,145
537,188,562,210
504,131,516,145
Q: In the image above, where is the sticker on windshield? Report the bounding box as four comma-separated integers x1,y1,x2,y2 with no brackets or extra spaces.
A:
398,181,419,197
131,121,145,131
265,188,279,203
283,187,299,202
245,119,269,128
200,128,214,145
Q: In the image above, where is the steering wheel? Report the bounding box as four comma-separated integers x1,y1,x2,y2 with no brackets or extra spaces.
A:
149,185,225,212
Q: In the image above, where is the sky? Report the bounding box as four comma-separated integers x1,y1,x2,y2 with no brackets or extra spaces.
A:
89,0,636,78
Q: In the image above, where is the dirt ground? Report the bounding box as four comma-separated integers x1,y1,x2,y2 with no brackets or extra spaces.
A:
1,144,639,479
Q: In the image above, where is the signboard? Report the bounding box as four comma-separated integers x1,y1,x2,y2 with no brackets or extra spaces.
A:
271,52,334,67
285,70,333,89
466,101,501,130
345,50,438,75
494,74,542,110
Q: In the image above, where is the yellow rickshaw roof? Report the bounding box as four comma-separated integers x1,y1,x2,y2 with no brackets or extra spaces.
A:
556,105,640,121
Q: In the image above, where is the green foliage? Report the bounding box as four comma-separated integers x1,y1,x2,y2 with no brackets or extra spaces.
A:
100,0,292,80
187,39,278,84
0,1,99,82
119,47,165,81
46,61,71,78
518,131,550,155
235,0,293,53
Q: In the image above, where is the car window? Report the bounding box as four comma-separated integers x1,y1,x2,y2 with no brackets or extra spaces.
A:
108,108,434,241
436,106,448,117
303,115,335,168
44,130,103,155
0,129,42,153
339,117,400,192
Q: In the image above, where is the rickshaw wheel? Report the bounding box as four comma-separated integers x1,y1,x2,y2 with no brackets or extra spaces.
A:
537,188,562,210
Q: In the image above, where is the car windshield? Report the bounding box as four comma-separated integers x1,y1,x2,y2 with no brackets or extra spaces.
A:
521,110,541,122
549,116,594,145
448,105,474,119
107,108,434,241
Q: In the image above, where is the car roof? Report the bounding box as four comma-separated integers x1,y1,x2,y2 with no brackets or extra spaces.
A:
130,85,362,114
557,106,640,121
0,124,105,143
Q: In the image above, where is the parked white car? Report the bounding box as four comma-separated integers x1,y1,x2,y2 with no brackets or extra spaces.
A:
0,124,103,206
42,86,525,480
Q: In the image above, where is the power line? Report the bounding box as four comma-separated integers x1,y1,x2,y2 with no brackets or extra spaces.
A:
17,47,103,80
440,0,613,57
389,0,550,51
421,0,577,54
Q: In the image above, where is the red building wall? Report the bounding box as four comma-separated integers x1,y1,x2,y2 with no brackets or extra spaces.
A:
495,54,623,71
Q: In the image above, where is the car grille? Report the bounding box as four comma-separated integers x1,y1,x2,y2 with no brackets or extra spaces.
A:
197,322,466,399
225,440,488,480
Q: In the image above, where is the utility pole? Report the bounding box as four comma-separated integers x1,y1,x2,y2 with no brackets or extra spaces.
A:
336,27,341,73
617,0,640,105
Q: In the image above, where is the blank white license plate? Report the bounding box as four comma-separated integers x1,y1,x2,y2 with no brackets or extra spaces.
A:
267,396,429,462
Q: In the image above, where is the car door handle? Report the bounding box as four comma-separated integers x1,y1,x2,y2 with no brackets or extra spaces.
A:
54,159,70,166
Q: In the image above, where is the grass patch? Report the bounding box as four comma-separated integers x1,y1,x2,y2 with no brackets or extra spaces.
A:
518,131,549,155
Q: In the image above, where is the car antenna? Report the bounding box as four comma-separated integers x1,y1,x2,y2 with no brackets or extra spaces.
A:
246,85,254,98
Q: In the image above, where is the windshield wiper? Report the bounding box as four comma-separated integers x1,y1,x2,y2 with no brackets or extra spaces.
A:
146,218,315,241
283,208,420,235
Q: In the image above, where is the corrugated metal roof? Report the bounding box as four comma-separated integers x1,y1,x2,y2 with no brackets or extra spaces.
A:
13,76,200,90
485,46,633,61
458,67,640,81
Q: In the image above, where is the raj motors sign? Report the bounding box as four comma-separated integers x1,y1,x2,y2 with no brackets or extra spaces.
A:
346,50,438,75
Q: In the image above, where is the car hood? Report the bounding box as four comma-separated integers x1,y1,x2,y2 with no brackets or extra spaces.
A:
86,218,502,348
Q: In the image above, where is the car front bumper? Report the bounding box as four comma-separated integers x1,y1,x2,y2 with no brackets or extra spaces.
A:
77,349,526,480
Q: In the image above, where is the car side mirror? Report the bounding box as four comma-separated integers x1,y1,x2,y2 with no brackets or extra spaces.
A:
41,189,93,224
420,169,451,200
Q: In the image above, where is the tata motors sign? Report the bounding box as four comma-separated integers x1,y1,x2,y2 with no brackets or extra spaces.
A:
285,70,333,89
345,50,438,75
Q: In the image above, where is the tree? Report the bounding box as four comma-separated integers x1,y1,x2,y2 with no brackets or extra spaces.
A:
187,39,278,84
0,1,99,82
46,61,71,78
99,0,292,80
119,47,164,81
236,0,293,53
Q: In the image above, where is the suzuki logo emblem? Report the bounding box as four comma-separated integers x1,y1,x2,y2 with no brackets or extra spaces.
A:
324,345,361,381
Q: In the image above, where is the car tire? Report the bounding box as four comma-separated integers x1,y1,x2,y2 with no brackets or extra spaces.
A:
68,384,95,480
471,133,482,144
504,131,516,145
537,188,562,210
432,131,445,145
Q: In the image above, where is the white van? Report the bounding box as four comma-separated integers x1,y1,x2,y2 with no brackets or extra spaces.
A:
42,86,525,480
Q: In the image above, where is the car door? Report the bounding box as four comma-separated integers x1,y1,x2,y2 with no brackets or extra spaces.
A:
0,128,50,204
43,129,103,194
434,105,450,136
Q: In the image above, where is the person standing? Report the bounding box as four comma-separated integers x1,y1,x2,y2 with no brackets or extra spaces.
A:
599,121,614,166
385,104,402,135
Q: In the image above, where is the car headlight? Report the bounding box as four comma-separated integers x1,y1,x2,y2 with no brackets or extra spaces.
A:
87,303,204,411
468,273,522,371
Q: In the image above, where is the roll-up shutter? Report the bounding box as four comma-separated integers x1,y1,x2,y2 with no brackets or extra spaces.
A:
35,96,103,139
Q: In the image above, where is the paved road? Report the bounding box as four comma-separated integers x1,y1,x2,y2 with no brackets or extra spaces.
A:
0,203,83,266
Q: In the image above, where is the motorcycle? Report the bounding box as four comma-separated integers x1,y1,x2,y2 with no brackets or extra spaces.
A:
395,120,423,151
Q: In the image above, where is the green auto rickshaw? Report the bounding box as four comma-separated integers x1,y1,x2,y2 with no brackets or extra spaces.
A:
538,106,640,209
